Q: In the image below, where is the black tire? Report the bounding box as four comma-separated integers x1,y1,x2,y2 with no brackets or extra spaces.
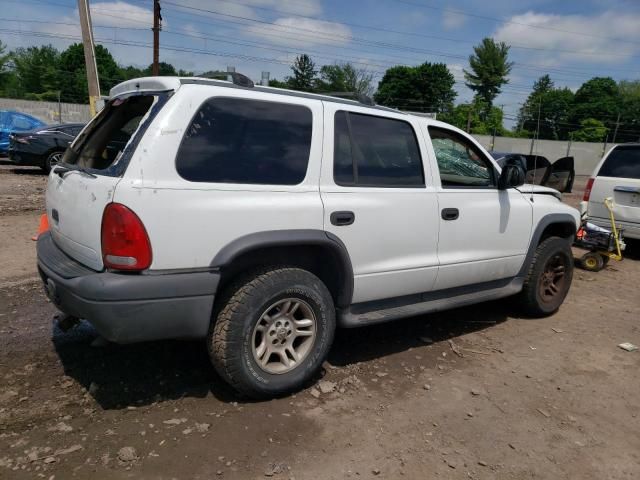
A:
579,252,605,272
42,150,64,174
208,267,335,398
518,236,574,317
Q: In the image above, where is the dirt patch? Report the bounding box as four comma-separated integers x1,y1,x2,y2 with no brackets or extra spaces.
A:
0,164,47,216
0,171,639,479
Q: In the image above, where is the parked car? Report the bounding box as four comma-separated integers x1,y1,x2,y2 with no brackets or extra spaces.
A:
9,123,85,173
582,144,640,241
0,110,47,155
36,76,580,398
490,152,575,193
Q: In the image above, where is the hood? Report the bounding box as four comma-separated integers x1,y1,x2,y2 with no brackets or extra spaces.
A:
516,184,562,200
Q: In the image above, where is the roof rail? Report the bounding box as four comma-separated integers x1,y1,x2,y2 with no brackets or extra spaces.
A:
200,71,254,88
325,91,375,106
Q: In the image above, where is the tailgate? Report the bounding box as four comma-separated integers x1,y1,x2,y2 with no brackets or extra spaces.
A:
46,92,166,270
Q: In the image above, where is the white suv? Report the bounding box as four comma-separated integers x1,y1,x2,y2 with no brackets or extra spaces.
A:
582,144,640,241
37,76,580,397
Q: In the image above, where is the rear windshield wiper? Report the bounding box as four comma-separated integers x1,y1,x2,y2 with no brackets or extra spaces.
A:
53,163,97,179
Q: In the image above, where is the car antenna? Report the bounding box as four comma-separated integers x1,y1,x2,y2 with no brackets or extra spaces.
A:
530,99,542,203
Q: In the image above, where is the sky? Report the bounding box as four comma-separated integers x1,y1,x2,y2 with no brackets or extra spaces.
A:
1,0,640,126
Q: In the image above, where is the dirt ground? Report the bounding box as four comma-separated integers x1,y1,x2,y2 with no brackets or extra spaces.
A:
1,163,639,480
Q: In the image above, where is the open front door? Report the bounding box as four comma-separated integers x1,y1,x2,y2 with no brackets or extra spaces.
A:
543,156,575,193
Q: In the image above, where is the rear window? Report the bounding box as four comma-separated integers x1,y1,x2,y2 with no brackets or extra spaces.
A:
65,95,157,171
176,98,312,185
599,146,640,179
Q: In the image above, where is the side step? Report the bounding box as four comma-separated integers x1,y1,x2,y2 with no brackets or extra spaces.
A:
338,277,523,328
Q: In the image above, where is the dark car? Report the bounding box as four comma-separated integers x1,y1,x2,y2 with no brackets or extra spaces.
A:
490,151,575,193
8,123,85,173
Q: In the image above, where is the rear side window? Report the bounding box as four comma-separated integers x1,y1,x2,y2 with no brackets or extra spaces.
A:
333,111,424,187
599,147,640,179
66,95,157,171
176,98,312,185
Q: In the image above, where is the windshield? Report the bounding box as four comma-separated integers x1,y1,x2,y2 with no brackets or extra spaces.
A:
63,95,157,171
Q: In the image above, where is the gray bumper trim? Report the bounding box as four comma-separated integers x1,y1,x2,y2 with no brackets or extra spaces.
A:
37,233,219,344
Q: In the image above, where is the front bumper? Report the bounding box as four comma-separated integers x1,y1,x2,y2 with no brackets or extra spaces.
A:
37,232,219,343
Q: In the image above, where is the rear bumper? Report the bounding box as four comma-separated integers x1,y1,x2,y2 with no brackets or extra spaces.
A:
37,232,219,343
587,216,640,240
8,149,43,167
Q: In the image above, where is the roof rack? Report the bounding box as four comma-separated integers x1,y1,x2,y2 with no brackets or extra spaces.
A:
200,71,254,88
324,91,375,106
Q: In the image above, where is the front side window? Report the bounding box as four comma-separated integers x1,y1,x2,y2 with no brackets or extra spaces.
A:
176,98,313,185
429,127,495,187
599,146,640,179
333,111,424,187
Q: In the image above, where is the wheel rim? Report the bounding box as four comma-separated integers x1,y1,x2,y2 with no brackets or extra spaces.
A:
251,298,317,375
49,152,63,169
539,253,567,303
584,256,598,269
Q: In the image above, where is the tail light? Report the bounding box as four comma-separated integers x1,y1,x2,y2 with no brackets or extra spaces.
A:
583,177,595,202
101,203,152,271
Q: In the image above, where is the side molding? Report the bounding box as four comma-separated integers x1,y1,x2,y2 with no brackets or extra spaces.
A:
517,213,577,278
210,229,354,307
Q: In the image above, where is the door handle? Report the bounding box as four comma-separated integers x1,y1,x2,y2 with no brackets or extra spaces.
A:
441,208,459,221
330,211,355,226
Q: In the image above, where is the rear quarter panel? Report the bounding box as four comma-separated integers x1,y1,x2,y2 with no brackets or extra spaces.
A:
113,85,325,270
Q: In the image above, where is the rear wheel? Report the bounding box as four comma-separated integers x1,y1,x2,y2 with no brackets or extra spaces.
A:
208,267,335,398
42,151,64,174
518,236,574,316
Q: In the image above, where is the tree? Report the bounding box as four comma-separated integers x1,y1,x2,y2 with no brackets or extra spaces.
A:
519,75,574,140
0,40,10,88
268,78,289,89
571,118,608,142
12,45,61,100
287,54,317,92
617,80,640,143
316,63,374,97
144,61,176,76
374,62,456,113
464,38,513,115
440,98,504,135
570,77,620,131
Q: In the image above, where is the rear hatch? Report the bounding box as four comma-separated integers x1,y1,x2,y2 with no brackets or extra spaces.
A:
589,145,640,225
46,91,169,270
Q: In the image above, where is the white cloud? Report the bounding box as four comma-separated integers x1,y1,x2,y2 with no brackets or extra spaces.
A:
90,1,154,29
493,10,640,64
246,17,352,48
442,10,466,30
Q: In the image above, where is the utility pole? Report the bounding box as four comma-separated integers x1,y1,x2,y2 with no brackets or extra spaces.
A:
566,132,572,157
612,112,621,144
57,91,62,123
466,107,472,133
77,0,100,117
152,0,162,76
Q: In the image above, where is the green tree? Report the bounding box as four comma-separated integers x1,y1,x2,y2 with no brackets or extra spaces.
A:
440,98,504,135
570,77,620,130
268,78,289,89
12,45,61,100
519,75,574,140
571,118,608,142
287,54,317,92
464,38,513,115
58,43,124,103
144,61,177,76
0,40,11,89
617,80,640,143
316,63,374,97
374,62,456,113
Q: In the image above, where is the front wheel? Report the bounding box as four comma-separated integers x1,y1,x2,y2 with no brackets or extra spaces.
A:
208,267,335,398
518,236,574,317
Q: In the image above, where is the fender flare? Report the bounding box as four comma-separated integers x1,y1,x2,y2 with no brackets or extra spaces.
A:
517,213,577,278
210,229,354,307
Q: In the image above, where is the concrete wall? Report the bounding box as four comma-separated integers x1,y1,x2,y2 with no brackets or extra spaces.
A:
473,134,614,176
0,98,91,125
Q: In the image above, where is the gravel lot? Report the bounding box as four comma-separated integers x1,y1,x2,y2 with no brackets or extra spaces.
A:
1,163,639,479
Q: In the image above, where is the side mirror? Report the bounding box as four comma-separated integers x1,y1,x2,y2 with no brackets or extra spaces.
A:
498,163,526,190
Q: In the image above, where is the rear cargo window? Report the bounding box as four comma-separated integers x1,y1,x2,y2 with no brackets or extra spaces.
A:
64,95,156,171
176,98,312,185
599,146,640,179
